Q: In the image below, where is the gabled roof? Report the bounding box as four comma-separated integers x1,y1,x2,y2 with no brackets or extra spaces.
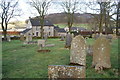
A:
30,18,54,26
21,28,32,34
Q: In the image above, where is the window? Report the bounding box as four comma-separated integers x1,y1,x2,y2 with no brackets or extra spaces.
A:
49,32,50,36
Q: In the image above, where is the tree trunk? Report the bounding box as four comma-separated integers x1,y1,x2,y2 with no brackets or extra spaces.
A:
41,25,44,39
116,2,120,36
3,30,7,41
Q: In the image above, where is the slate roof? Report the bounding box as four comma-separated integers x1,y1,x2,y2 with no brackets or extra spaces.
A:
21,28,32,34
56,28,66,33
30,19,54,26
71,27,86,31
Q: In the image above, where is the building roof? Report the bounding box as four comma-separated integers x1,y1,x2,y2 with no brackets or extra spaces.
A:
21,28,32,34
30,18,54,26
71,27,86,31
54,26,59,29
56,28,66,33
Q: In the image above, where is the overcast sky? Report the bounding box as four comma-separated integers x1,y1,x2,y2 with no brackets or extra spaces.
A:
14,0,96,21
0,0,117,22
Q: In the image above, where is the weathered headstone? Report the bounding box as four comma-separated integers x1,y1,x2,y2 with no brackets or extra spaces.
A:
92,36,111,71
48,65,85,78
65,33,72,48
20,34,25,41
38,40,45,48
70,35,86,66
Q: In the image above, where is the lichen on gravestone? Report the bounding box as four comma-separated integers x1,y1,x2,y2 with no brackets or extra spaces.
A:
70,35,87,66
92,36,111,71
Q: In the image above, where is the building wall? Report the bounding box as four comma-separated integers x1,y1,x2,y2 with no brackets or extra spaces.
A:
32,26,54,37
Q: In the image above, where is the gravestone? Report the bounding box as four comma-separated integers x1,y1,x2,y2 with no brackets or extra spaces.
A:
94,33,100,39
71,33,74,39
43,34,48,41
37,40,45,49
86,45,93,56
106,34,112,42
65,33,72,48
48,65,85,78
26,33,32,42
70,35,86,66
20,34,25,41
60,35,65,41
7,35,11,42
92,36,111,71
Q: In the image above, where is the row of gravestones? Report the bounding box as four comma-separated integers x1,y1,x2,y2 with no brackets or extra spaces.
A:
48,35,111,78
20,34,48,45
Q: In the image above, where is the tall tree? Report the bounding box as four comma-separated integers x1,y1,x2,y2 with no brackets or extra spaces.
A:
0,0,20,41
61,0,79,33
30,0,52,39
116,1,120,35
87,1,117,34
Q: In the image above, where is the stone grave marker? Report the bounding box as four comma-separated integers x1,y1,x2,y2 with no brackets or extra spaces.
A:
26,33,32,42
86,45,93,56
92,36,111,71
70,35,86,66
43,34,48,41
20,34,25,41
7,35,11,42
94,33,100,39
37,40,46,49
48,65,85,78
60,35,65,41
65,33,72,48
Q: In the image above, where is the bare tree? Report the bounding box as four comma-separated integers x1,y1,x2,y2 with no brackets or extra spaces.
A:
61,0,79,33
0,0,20,41
85,1,116,34
29,0,52,39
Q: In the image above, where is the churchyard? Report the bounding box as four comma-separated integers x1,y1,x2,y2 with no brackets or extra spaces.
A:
2,37,119,78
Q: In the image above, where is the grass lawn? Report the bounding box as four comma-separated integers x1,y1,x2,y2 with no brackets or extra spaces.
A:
54,23,89,29
2,38,119,78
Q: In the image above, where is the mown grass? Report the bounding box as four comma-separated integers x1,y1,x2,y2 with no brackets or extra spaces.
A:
2,38,119,78
54,23,89,29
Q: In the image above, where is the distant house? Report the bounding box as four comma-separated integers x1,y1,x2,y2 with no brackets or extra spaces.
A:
26,18,54,37
64,27,87,32
54,26,66,37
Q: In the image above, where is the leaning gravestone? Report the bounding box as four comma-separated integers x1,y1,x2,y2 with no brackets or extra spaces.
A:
92,36,111,71
70,35,86,66
65,33,72,48
48,65,85,78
